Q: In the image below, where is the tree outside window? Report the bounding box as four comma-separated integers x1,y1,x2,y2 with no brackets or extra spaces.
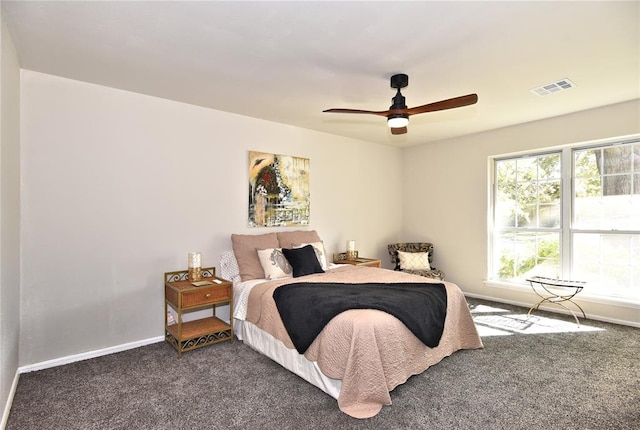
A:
493,153,561,281
491,139,639,302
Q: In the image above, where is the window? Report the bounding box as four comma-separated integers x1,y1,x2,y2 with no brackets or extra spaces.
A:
490,137,640,302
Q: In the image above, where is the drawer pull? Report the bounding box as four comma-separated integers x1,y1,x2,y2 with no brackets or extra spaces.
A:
205,293,211,298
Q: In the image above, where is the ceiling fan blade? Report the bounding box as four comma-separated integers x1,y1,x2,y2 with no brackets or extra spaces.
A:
406,94,478,115
323,108,389,117
390,126,407,135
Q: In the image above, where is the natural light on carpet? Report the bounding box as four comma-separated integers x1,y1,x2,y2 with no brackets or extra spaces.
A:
470,304,604,337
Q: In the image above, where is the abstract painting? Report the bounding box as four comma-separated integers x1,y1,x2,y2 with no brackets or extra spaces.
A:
248,151,310,227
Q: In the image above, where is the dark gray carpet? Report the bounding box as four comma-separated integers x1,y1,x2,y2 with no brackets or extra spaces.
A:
7,298,640,430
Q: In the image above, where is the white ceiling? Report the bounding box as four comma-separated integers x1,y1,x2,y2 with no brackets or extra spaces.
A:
2,1,639,147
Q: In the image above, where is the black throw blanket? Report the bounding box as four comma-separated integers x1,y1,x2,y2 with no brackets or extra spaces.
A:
273,282,447,354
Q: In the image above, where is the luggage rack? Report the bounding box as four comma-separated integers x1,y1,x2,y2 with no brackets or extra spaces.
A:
526,276,586,326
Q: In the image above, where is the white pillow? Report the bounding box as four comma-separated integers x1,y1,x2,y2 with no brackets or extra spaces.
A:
397,250,431,271
219,250,240,283
293,241,328,270
257,248,293,280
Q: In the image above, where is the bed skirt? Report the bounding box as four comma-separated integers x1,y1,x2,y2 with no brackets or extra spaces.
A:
233,319,342,399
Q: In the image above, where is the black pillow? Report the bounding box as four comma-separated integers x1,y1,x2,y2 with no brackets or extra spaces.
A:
282,245,325,278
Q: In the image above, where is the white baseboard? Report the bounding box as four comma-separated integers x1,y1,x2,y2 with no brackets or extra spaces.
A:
18,336,164,374
1,369,20,430
3,336,164,428
464,292,640,328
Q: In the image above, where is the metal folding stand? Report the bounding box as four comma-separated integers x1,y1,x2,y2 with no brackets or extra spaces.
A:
526,276,586,326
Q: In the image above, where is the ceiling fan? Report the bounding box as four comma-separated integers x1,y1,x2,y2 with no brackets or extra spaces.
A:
323,74,478,135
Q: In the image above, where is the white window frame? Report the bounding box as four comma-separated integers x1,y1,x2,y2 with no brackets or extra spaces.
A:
487,135,640,306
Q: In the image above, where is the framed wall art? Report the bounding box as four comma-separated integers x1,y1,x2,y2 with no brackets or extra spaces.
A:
248,151,310,227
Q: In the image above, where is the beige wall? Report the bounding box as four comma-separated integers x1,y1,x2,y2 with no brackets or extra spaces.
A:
0,11,21,427
19,70,404,366
401,99,640,325
11,69,640,371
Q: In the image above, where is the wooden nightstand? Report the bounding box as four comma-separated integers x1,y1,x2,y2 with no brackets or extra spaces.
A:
164,267,233,358
333,253,382,268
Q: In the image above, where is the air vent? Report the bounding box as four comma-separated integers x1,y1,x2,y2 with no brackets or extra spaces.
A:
530,78,575,96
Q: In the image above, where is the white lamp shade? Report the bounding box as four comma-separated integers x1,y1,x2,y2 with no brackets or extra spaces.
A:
188,252,201,268
347,240,356,251
387,116,409,128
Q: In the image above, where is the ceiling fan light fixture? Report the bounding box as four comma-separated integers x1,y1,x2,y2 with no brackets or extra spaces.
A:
387,115,409,128
323,73,476,136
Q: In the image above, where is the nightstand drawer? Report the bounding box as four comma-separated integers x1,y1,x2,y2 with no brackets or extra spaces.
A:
182,285,231,307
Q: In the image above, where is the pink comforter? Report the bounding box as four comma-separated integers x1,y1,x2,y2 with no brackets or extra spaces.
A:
245,265,483,418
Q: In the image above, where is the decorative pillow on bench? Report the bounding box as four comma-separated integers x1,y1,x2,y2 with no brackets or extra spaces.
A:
397,250,431,271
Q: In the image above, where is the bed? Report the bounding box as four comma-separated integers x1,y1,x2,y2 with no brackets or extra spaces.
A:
220,230,483,419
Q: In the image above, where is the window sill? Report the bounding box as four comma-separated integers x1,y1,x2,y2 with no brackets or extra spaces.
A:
483,279,640,309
